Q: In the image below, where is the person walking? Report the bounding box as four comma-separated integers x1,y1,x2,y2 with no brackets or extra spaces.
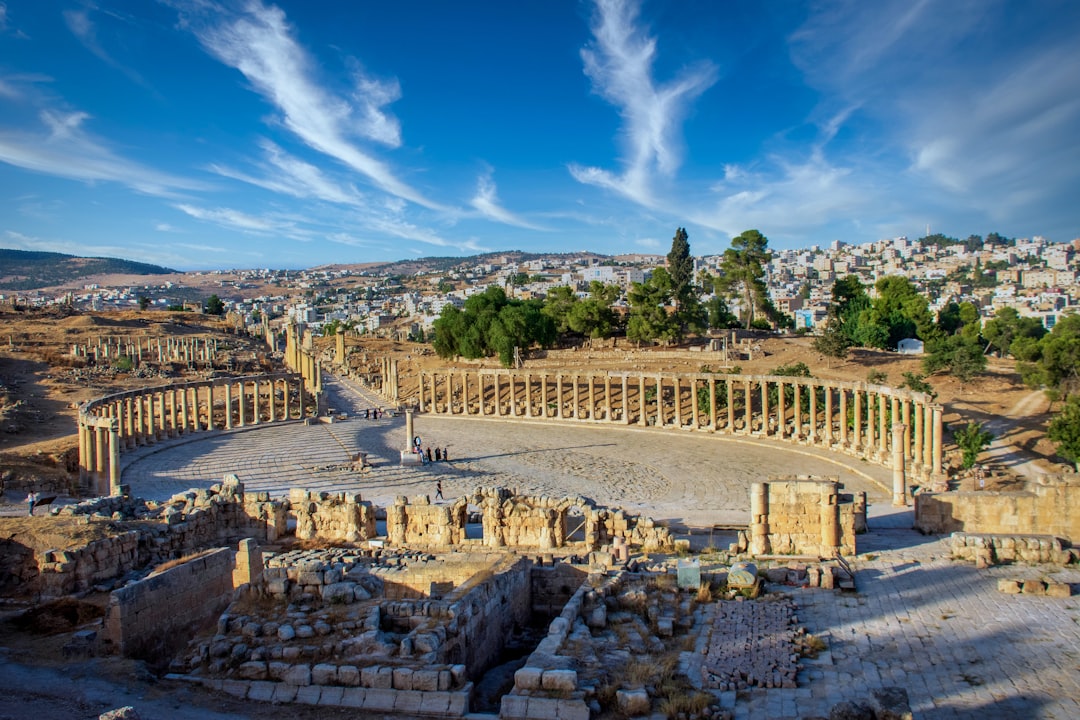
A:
25,491,38,516
435,480,444,501
442,447,449,462
426,447,433,463
435,447,441,462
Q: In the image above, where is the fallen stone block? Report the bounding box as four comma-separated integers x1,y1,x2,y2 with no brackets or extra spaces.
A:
1046,582,1073,598
997,579,1022,594
1022,579,1047,595
541,669,577,692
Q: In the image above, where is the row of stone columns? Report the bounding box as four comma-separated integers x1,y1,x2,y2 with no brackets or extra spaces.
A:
78,373,305,497
71,336,217,365
280,320,321,398
418,370,944,480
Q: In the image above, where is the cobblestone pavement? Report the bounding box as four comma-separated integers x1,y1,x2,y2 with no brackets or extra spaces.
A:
724,527,1080,720
120,373,893,527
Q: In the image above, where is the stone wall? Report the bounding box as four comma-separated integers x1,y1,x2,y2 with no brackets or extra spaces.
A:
387,487,674,553
290,489,377,542
749,476,865,558
101,547,234,663
949,532,1075,566
915,474,1080,543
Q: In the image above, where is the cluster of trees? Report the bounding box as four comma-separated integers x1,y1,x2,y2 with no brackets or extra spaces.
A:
430,228,776,366
431,286,555,367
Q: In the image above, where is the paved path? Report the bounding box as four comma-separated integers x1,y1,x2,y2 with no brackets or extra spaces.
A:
121,373,895,528
728,529,1080,720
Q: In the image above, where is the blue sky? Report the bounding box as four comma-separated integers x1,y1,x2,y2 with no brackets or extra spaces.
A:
0,1,1078,271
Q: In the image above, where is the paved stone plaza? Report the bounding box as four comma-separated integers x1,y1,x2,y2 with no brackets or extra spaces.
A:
118,374,1080,718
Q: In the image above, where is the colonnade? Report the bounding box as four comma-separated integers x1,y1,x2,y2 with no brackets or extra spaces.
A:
77,373,306,497
70,336,217,365
281,320,321,397
418,369,943,488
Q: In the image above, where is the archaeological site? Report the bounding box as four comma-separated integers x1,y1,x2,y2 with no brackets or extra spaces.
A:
3,313,1080,720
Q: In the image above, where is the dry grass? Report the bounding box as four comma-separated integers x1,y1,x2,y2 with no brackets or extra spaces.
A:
658,691,712,719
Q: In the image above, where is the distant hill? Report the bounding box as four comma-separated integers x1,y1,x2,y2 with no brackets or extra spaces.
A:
0,249,176,290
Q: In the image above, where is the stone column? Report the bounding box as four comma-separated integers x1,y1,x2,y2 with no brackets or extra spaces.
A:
824,384,834,445
557,375,564,419
78,420,88,484
269,378,276,422
418,372,426,413
914,401,925,468
902,399,912,460
892,422,908,506
541,374,548,418
866,392,876,452
135,393,146,445
108,421,121,497
509,374,518,416
839,388,849,447
223,382,233,429
708,377,718,431
587,375,595,420
239,381,247,427
655,375,663,427
777,381,786,439
760,379,769,436
793,383,802,440
809,384,817,443
621,375,630,425
853,389,862,449
526,373,534,418
743,380,752,435
405,409,415,452
169,391,178,438
335,328,345,366
95,425,107,478
931,404,944,477
638,375,647,426
749,482,769,556
125,396,136,448
207,384,215,430
820,483,839,553
494,373,502,416
691,378,700,429
298,376,305,418
674,377,682,428
726,378,734,432
252,380,260,425
878,394,888,456
84,423,96,487
605,374,612,423
573,375,581,420
891,396,901,451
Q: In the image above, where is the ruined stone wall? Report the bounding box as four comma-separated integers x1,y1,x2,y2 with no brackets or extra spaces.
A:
375,556,497,600
749,477,863,558
443,555,531,676
101,547,234,663
387,496,467,547
289,489,376,542
914,475,1080,542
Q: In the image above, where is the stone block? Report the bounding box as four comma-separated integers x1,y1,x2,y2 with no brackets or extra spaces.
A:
282,664,312,687
236,661,268,680
311,663,338,685
1022,579,1047,595
375,666,394,688
557,699,592,720
363,688,396,712
322,582,356,603
438,669,452,690
525,697,562,720
247,681,275,702
338,665,360,686
338,687,367,708
1047,582,1073,598
515,666,543,691
541,669,577,692
267,661,290,681
412,669,440,692
294,685,322,705
419,691,452,715
271,683,298,702
392,667,414,690
501,694,529,719
450,664,468,686
393,690,423,714
616,688,650,716
220,679,250,699
997,579,1022,594
656,618,674,638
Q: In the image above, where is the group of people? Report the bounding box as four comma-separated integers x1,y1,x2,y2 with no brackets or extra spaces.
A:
363,408,383,419
423,446,449,463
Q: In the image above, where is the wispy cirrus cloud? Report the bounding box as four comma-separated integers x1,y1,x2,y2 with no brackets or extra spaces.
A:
63,6,147,86
182,0,442,210
209,138,364,206
569,0,717,207
469,170,547,231
174,203,292,234
0,108,207,196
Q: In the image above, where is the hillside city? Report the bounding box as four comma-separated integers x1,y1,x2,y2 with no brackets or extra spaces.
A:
6,232,1077,342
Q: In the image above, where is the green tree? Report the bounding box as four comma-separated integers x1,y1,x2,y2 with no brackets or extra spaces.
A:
1018,314,1080,401
983,307,1046,357
567,282,620,338
718,229,772,329
923,335,987,382
138,295,151,311
705,296,739,329
627,268,677,344
1048,395,1080,471
954,421,994,469
865,276,938,349
431,286,554,367
205,294,225,316
667,228,694,310
542,285,578,334
813,321,852,363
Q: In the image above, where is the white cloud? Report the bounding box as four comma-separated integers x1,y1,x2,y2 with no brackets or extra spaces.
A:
209,138,364,205
155,222,181,232
63,7,146,86
569,0,717,206
469,170,547,230
174,203,289,233
0,109,207,196
187,0,441,209
0,4,7,33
